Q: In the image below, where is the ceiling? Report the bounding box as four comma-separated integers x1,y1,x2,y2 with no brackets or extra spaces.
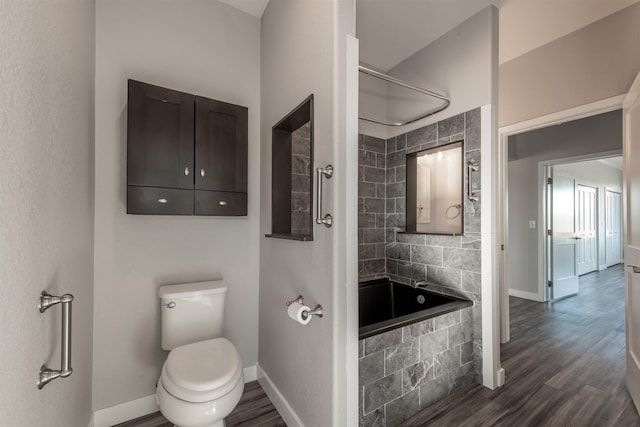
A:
357,0,503,71
598,157,623,171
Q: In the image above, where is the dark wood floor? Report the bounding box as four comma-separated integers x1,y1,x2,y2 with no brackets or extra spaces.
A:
400,264,640,426
115,381,285,427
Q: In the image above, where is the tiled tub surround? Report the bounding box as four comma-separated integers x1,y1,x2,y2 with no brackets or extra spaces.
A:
358,134,387,278
359,307,475,427
291,122,312,235
356,109,483,426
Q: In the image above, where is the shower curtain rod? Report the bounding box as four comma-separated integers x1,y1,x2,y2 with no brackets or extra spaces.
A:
358,65,450,127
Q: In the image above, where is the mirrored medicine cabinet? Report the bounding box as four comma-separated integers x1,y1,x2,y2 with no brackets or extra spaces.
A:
406,140,464,235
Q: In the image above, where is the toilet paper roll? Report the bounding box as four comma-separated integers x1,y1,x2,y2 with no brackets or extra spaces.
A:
287,301,311,325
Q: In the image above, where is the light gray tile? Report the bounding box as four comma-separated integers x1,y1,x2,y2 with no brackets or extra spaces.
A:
402,319,434,339
363,228,386,244
386,259,398,276
448,321,473,347
419,375,450,409
364,167,386,183
364,135,386,153
362,259,386,278
442,248,480,273
387,242,410,260
386,213,405,229
359,181,377,198
433,346,461,378
427,267,462,289
407,124,437,148
359,244,376,261
465,108,481,151
403,359,433,393
396,233,426,245
364,198,385,213
411,245,443,266
359,213,377,229
396,134,407,151
438,113,464,138
385,338,419,374
461,235,481,249
419,329,447,360
423,235,461,248
386,151,405,168
365,329,403,355
360,350,385,387
386,182,405,198
435,310,461,330
461,341,473,365
451,362,475,390
359,150,377,167
360,340,365,358
461,271,481,294
397,262,425,281
360,407,385,427
363,372,402,414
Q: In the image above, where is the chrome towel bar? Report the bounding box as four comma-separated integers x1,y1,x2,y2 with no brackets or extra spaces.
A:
38,291,74,389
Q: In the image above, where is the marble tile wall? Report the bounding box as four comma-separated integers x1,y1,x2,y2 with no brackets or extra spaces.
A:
359,307,475,427
358,134,387,279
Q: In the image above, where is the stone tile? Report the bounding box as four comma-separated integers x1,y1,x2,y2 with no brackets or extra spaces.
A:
435,310,461,330
395,165,406,183
461,341,473,365
397,262,426,281
291,174,310,193
438,113,464,138
450,362,475,390
442,248,481,273
411,245,443,266
385,338,419,374
364,135,386,153
362,259,386,278
403,318,434,339
376,214,387,230
450,132,465,142
464,195,481,233
419,329,447,360
465,108,481,151
385,229,396,243
461,235,481,249
386,151,405,168
363,228,385,244
292,154,310,174
448,321,473,347
466,150,481,192
363,372,402,414
359,166,364,181
292,192,310,211
386,137,396,154
385,168,396,184
359,244,376,261
376,244,387,259
360,350,385,387
359,150,377,167
386,259,398,276
386,389,420,427
403,359,433,393
376,183,386,199
395,134,407,151
364,198,385,213
386,198,395,214
385,213,405,229
360,340,365,358
419,375,450,409
473,342,483,383
387,242,410,260
427,267,462,289
423,235,461,247
359,213,377,229
461,271,481,294
365,329,402,355
364,166,386,183
407,123,437,148
460,307,473,324
419,140,438,151
433,346,461,378
436,136,451,146
359,133,364,150
360,407,385,427
396,233,426,245
386,182,405,198
395,198,405,214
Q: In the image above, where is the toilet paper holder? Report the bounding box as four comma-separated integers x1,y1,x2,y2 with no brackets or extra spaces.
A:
285,295,324,320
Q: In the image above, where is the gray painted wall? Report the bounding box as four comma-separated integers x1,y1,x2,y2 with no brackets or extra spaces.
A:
0,0,95,424
93,0,261,409
499,2,640,127
507,110,622,296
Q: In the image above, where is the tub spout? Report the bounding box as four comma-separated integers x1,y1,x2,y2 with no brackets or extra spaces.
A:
413,280,430,288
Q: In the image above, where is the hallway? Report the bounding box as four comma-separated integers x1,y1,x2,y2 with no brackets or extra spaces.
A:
401,264,640,426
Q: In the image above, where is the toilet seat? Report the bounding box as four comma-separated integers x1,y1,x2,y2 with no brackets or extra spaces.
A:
161,337,243,403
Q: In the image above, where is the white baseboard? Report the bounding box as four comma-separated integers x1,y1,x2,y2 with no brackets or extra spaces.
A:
508,288,542,302
599,264,607,271
257,364,304,427
92,364,258,427
93,394,158,427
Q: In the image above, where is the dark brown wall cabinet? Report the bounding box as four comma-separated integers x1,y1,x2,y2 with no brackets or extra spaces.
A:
127,80,248,216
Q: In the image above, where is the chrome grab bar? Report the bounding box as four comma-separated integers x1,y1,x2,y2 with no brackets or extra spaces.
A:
467,160,479,202
315,164,334,227
38,291,74,389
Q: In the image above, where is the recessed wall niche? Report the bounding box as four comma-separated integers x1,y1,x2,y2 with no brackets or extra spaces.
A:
267,95,314,241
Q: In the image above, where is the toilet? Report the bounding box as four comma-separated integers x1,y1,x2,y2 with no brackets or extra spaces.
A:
157,281,244,427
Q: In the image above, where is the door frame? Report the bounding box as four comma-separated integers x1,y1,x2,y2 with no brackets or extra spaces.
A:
605,188,624,267
497,95,625,343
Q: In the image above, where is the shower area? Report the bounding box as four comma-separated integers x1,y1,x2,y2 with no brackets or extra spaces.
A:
355,3,498,426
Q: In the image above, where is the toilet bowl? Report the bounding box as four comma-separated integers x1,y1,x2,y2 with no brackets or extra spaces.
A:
157,338,244,427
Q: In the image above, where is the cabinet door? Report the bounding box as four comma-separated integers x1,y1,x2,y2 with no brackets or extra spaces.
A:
194,96,248,192
128,80,194,189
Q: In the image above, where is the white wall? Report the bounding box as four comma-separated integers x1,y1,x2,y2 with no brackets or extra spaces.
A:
499,1,640,127
360,7,496,140
94,0,260,410
259,0,356,425
507,110,622,297
0,0,95,425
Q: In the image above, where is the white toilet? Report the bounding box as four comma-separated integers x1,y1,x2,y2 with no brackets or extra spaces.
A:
157,281,244,427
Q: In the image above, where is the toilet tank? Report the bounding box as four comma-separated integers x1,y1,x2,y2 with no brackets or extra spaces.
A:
159,280,228,350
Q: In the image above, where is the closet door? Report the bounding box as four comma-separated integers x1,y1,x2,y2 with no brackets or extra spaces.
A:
127,80,194,189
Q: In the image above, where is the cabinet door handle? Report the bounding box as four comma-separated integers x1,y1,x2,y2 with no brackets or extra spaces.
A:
158,198,168,204
200,169,206,178
184,167,189,176
219,200,228,206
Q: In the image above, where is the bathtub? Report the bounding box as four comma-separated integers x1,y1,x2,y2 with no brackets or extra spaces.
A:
359,278,473,339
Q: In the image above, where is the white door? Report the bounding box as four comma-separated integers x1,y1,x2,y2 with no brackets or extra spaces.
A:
625,71,640,413
549,168,580,299
576,184,598,275
606,189,623,266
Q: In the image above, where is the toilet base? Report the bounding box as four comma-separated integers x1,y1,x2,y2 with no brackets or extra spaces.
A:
157,376,243,427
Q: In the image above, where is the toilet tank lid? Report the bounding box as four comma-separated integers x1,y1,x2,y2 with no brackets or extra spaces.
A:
159,280,228,299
